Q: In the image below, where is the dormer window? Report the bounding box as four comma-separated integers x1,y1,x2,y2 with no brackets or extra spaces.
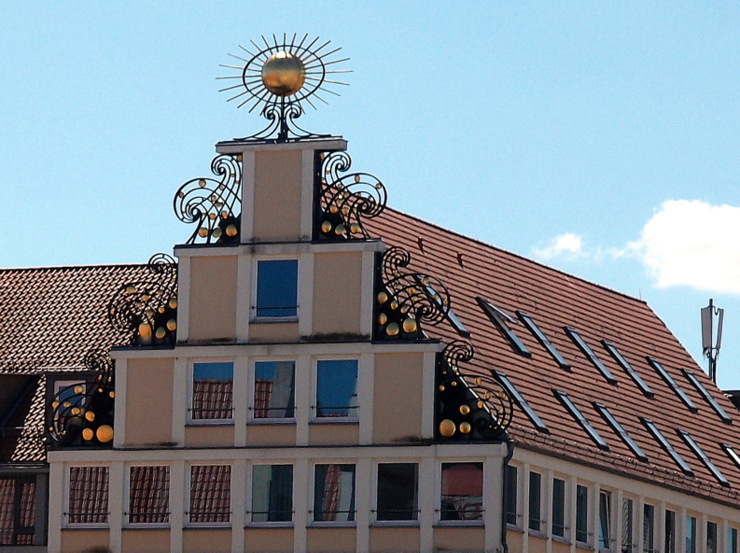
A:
255,259,298,319
477,297,531,357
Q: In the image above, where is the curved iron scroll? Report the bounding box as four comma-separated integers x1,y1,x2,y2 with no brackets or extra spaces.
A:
315,150,387,240
236,101,332,143
435,341,513,441
108,253,178,347
48,351,116,447
374,246,450,340
174,154,242,244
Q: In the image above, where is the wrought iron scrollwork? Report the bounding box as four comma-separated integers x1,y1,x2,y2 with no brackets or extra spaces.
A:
315,150,387,240
374,246,450,340
435,341,513,441
108,253,178,347
48,351,116,447
174,154,242,244
236,101,332,143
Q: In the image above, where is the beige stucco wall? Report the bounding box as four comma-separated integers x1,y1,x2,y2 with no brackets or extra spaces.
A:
434,526,484,552
507,529,524,552
188,255,238,342
253,150,303,241
182,528,232,553
244,527,294,553
185,424,235,447
528,534,548,551
249,322,300,343
369,526,420,552
121,529,170,553
309,423,359,445
373,352,424,443
552,539,571,553
246,424,296,446
312,251,363,336
124,357,174,446
61,529,109,553
306,527,356,553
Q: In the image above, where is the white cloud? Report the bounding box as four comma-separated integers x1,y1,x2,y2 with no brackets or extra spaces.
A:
629,200,740,296
533,233,585,261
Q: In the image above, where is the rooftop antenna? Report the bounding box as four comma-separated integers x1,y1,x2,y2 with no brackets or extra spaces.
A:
701,298,724,383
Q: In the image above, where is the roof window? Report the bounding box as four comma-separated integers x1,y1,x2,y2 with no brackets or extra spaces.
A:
678,430,729,487
601,341,653,397
564,327,617,384
553,390,608,450
721,444,740,469
494,371,548,433
681,368,731,424
477,297,531,357
517,312,570,370
646,358,698,413
593,403,648,462
417,277,470,338
641,418,693,475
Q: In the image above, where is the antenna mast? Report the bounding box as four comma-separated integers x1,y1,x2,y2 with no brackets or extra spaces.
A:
701,298,724,383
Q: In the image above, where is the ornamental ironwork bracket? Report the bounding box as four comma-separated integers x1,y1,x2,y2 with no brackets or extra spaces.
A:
314,150,387,240
234,101,333,143
174,154,242,245
108,253,178,347
435,341,513,441
47,350,116,447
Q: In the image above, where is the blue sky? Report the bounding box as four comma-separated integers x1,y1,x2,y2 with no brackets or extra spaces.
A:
1,2,739,387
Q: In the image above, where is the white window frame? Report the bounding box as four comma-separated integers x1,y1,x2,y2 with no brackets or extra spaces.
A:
247,462,294,527
64,464,110,529
551,475,568,541
252,257,300,322
527,469,545,535
372,461,420,526
248,358,297,424
311,358,359,423
187,359,235,425
309,462,358,527
437,460,485,526
124,464,171,528
185,462,232,528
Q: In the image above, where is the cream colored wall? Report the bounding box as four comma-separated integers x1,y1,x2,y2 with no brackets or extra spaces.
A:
309,423,359,445
433,527,485,552
373,352,424,443
246,424,297,446
312,251,363,336
188,255,238,342
253,150,303,241
244,528,294,553
369,527,420,552
185,425,235,447
306,527,356,553
121,529,170,553
61,529,109,553
507,529,524,552
249,322,300,342
551,539,571,553
182,528,232,553
124,357,174,446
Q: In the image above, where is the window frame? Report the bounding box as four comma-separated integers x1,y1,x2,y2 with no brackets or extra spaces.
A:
374,462,419,524
664,509,676,553
249,464,294,525
253,258,299,321
125,464,170,527
621,496,634,553
565,327,617,385
575,484,589,546
476,297,531,357
250,359,296,423
551,476,567,539
65,465,110,528
598,489,612,551
528,470,543,533
188,360,235,424
0,474,38,545
186,463,232,527
517,311,570,369
685,514,697,553
313,358,359,422
642,503,655,553
312,463,357,524
504,464,520,528
439,461,484,525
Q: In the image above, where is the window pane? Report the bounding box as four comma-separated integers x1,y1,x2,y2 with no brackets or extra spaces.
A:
599,490,611,549
728,528,738,553
252,465,293,522
576,485,589,544
316,360,358,418
129,466,169,524
254,361,295,418
68,466,109,524
552,478,565,537
664,510,676,553
708,521,718,553
686,515,696,553
528,471,542,531
643,504,655,553
314,464,356,522
504,465,518,526
189,465,230,523
377,463,418,521
622,498,633,552
440,462,483,521
0,477,36,545
256,260,298,318
192,362,233,420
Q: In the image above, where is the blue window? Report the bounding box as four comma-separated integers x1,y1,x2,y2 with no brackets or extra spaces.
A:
316,360,358,418
253,361,295,419
256,260,298,318
191,362,233,420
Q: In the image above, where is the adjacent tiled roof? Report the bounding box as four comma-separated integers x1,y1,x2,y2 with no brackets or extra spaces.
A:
366,207,740,506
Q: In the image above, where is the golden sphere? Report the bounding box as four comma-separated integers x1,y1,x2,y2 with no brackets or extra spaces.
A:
155,327,166,339
335,224,346,235
377,291,389,304
402,317,418,333
212,228,222,239
350,223,361,234
226,224,238,237
82,428,94,441
167,319,177,331
96,425,114,443
138,322,152,345
321,220,333,233
261,51,306,96
439,419,456,437
169,297,178,309
378,313,388,325
74,385,84,394
459,404,471,415
198,227,209,238
390,301,399,310
460,422,472,434
386,322,400,336
85,411,95,422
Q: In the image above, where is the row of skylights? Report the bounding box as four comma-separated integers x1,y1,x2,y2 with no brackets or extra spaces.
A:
602,340,654,398
494,371,548,433
646,358,698,413
553,390,609,450
682,368,732,424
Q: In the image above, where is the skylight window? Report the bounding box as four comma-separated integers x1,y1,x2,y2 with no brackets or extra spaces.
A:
681,369,731,424
601,341,653,397
721,444,740,469
417,277,470,337
494,371,548,433
678,430,728,487
593,403,648,462
641,418,693,475
646,358,698,413
553,390,608,450
564,327,617,384
517,312,570,369
477,297,531,358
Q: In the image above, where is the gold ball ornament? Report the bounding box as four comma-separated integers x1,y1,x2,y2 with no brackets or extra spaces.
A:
386,322,400,336
459,404,471,415
82,428,94,441
85,411,96,422
261,51,306,96
377,291,389,304
321,220,332,233
460,422,472,434
96,425,114,443
402,317,417,333
167,319,177,331
439,419,456,437
226,224,238,237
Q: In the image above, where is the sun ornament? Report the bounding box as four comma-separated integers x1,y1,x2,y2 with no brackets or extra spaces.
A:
219,34,351,142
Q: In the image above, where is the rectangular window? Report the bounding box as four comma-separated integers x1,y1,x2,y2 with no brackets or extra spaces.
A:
253,361,295,419
565,327,617,384
314,464,356,522
477,297,531,357
594,403,648,462
189,465,231,524
678,429,728,486
646,357,698,413
599,490,611,550
528,471,542,532
641,418,693,475
504,465,518,526
682,368,731,423
576,485,589,544
708,521,718,553
0,476,36,545
68,466,109,525
552,477,566,538
191,362,233,420
440,462,483,522
518,311,570,369
686,515,697,553
621,497,634,553
642,504,655,553
554,389,609,450
602,340,653,397
664,509,676,553
495,371,548,432
376,463,418,521
728,527,738,553
128,466,169,524
315,360,358,418
256,259,298,318
251,465,293,523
